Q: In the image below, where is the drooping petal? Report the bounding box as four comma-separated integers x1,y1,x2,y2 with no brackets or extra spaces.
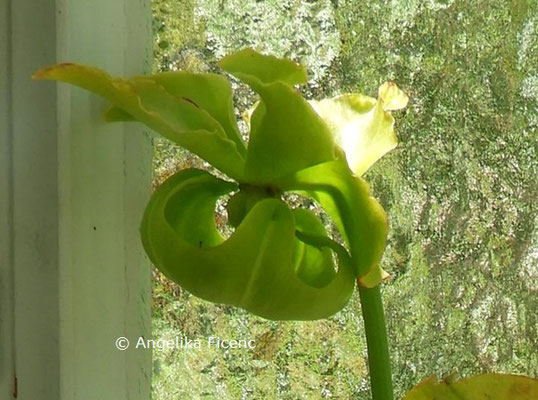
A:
292,208,338,288
277,159,389,287
310,82,407,177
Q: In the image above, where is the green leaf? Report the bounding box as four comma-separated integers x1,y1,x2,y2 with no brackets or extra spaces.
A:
141,168,355,320
220,50,338,183
403,373,538,400
309,81,407,177
32,64,246,180
277,159,389,286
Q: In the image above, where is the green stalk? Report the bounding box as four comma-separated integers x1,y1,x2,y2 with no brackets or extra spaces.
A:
359,285,394,400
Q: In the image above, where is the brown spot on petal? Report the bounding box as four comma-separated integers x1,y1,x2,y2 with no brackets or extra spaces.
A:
181,96,199,108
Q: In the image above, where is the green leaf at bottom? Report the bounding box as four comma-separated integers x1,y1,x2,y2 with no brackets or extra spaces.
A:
403,373,538,400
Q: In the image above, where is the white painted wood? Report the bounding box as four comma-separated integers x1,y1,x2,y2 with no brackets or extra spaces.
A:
1,0,152,398
0,0,15,397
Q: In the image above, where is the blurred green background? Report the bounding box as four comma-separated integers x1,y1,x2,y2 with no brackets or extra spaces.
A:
149,1,538,398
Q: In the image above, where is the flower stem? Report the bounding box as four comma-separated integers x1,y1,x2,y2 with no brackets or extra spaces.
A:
359,285,393,400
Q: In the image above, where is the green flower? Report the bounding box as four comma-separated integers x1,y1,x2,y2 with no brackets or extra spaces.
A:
33,49,407,320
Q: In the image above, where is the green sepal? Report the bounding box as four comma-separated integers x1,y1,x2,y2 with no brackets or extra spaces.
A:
219,49,337,184
141,168,355,320
32,64,246,181
105,72,247,156
219,48,308,86
150,72,247,157
103,105,135,121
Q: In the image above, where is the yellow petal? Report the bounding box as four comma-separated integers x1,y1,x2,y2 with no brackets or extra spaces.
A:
378,81,409,111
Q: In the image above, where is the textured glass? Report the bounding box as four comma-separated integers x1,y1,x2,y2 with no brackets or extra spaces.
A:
151,1,538,398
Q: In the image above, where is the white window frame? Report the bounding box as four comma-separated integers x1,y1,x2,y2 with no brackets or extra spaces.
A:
1,1,152,398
